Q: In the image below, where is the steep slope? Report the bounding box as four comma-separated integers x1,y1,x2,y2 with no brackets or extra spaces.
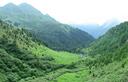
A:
0,3,94,51
89,22,128,57
81,21,128,82
79,22,128,67
0,20,80,82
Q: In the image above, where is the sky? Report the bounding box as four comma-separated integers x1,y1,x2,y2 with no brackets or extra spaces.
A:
0,0,128,25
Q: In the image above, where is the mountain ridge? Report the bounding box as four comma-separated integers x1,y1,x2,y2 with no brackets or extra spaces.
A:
0,3,95,52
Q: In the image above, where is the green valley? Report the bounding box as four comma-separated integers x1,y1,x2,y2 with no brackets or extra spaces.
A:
23,22,128,82
0,2,128,82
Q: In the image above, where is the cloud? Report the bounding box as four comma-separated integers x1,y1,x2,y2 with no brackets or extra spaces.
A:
0,0,128,24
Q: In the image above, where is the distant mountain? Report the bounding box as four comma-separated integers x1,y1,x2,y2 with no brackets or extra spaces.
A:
0,3,94,52
72,24,100,38
72,19,120,38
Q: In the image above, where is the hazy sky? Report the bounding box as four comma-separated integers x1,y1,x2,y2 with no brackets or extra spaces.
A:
0,0,128,24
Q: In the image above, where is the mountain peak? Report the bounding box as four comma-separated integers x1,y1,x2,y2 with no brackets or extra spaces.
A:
1,3,20,12
3,3,17,8
18,2,43,14
19,3,34,9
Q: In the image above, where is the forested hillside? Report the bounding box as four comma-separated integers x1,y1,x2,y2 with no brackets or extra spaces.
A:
0,20,81,82
0,3,94,52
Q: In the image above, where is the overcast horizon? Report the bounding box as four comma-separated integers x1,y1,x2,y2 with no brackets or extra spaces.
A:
0,0,128,25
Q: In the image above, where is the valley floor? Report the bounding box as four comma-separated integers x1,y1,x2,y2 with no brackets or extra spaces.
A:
19,57,128,82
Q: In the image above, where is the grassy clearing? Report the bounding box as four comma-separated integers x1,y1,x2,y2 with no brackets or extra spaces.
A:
53,69,89,82
28,44,81,64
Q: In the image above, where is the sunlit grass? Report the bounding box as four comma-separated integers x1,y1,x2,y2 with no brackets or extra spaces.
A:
54,69,89,82
27,43,80,64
